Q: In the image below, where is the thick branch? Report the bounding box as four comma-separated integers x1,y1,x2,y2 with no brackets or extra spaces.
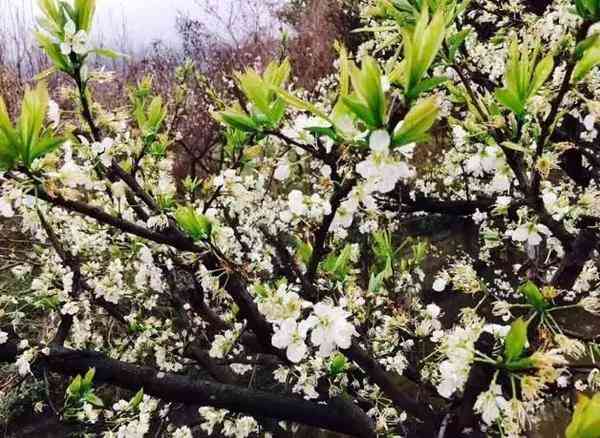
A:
0,342,375,438
32,187,202,253
346,344,439,424
552,227,599,289
306,177,356,280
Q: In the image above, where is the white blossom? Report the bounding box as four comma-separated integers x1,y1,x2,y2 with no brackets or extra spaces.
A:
60,20,89,55
271,318,311,363
304,302,357,357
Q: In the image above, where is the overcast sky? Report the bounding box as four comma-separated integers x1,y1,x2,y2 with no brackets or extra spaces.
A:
94,0,204,50
0,0,283,56
0,0,233,52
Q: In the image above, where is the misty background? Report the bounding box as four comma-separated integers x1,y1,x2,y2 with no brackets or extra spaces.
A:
0,0,285,61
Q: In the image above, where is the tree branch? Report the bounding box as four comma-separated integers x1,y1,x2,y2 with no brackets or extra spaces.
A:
0,341,376,438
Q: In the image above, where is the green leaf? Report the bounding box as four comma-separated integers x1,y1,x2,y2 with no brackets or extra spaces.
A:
92,48,125,60
237,70,270,116
272,88,332,123
0,96,13,133
322,244,353,281
67,375,83,396
0,145,16,171
576,34,600,59
368,271,384,293
34,67,59,82
334,41,350,97
529,55,554,96
566,394,591,438
350,57,386,127
263,58,291,89
402,6,447,98
501,141,528,152
215,109,258,132
35,31,72,73
18,83,49,164
38,0,63,25
372,230,394,264
573,47,600,82
566,392,600,438
85,393,104,408
328,353,348,376
518,281,547,311
268,98,286,125
146,96,166,133
295,239,313,266
29,136,65,163
407,75,447,100
236,59,291,124
496,37,555,116
61,1,77,24
33,294,60,310
175,206,212,241
341,95,378,127
504,317,528,363
447,29,470,61
83,368,95,388
575,0,600,20
495,87,525,116
392,96,439,146
74,0,96,32
129,389,144,410
0,97,18,170
362,57,386,126
414,8,446,85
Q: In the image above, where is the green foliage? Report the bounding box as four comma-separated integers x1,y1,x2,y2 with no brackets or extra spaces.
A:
495,36,554,117
566,393,600,438
273,44,351,139
37,0,68,36
392,96,439,146
130,77,167,141
503,317,528,363
399,6,447,101
72,0,97,32
215,59,291,131
216,104,260,132
33,294,61,310
175,206,213,241
368,0,464,26
321,244,354,282
573,34,600,82
0,83,64,170
36,0,118,76
223,127,250,159
518,281,547,312
334,41,350,98
372,230,396,269
35,32,72,74
446,29,471,62
368,233,428,293
342,56,387,128
574,0,600,21
295,239,314,266
129,389,144,412
328,353,349,376
64,368,104,419
90,48,124,60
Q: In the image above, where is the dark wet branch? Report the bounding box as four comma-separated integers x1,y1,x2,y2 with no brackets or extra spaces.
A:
306,177,357,281
0,341,376,438
552,227,600,290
